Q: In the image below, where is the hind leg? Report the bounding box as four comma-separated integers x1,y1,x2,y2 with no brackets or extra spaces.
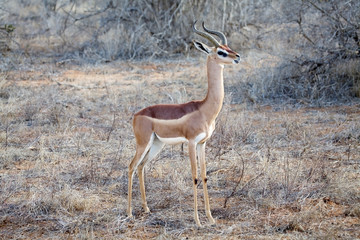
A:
137,137,164,213
127,146,147,217
127,134,155,217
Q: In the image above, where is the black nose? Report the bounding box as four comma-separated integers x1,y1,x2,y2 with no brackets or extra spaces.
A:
234,54,240,64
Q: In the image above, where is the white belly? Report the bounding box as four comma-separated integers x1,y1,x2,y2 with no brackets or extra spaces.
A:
156,134,188,145
155,132,207,145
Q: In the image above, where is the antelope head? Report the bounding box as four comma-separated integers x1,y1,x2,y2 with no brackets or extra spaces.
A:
193,21,240,65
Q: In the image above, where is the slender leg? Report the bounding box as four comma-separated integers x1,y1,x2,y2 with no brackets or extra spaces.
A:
197,142,215,224
189,140,201,226
128,132,155,217
137,138,164,213
127,145,147,217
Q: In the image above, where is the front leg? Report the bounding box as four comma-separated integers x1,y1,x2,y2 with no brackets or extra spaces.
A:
197,142,215,224
188,140,201,227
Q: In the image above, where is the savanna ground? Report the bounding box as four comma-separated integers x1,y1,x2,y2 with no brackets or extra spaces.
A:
0,57,359,239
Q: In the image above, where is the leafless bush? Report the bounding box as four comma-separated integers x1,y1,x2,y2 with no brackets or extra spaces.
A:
0,0,289,60
0,24,15,53
1,0,359,103
237,0,360,104
0,0,238,60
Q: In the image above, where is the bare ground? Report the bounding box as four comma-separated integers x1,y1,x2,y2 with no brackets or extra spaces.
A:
0,60,359,239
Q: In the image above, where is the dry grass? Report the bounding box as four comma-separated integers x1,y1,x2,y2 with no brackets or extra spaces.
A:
0,59,359,239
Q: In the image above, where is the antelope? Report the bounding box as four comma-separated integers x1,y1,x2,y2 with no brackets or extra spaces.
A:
127,21,240,226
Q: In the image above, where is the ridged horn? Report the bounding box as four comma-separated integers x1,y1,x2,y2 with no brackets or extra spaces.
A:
202,22,227,45
193,21,220,47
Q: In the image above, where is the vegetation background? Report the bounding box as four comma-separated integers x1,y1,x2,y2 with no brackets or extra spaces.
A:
0,0,359,239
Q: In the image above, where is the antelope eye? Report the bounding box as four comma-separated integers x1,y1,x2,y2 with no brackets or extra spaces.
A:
217,51,228,57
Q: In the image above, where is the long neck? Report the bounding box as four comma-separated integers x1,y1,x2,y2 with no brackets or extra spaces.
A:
201,56,224,123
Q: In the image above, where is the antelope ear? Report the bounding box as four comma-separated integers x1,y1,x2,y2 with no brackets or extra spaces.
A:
193,40,211,54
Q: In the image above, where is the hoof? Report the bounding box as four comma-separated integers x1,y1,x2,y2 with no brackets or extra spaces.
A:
195,220,202,228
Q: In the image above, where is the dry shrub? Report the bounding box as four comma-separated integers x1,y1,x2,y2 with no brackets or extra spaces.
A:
56,185,100,213
230,0,360,104
0,0,288,61
324,166,360,205
345,204,360,218
0,147,34,169
1,0,359,103
332,59,360,98
19,184,99,229
0,24,15,54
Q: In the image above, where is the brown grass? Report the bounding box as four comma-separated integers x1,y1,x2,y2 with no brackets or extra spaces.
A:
0,59,359,239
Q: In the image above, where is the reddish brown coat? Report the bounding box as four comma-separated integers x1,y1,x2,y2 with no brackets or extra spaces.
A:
135,101,203,120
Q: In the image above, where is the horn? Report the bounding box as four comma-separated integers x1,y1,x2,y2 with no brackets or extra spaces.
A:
202,22,228,45
193,21,220,47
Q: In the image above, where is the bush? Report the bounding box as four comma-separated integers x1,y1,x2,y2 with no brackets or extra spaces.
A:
1,0,359,103
237,0,360,104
